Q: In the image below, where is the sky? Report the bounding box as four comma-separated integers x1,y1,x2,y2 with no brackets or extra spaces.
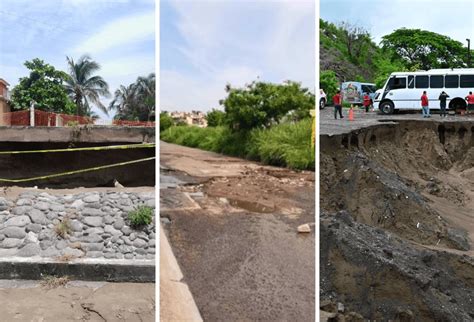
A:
321,0,474,46
160,0,315,112
0,0,155,120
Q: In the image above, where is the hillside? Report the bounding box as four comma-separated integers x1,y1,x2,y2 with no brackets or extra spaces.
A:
319,19,380,83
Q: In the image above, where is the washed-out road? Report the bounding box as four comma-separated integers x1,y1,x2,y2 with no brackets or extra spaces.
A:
160,141,315,321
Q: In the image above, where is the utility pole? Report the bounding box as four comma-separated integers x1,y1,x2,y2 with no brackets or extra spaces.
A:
467,39,471,68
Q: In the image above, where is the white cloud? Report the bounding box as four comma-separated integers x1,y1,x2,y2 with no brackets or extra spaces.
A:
73,11,155,54
162,0,315,111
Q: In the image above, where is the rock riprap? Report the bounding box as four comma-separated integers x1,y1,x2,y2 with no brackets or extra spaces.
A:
0,191,155,260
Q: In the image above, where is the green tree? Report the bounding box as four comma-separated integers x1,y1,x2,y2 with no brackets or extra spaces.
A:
373,54,407,88
319,70,339,101
109,73,155,121
221,80,314,131
381,29,467,70
160,112,174,131
64,55,110,116
10,59,75,113
206,109,226,127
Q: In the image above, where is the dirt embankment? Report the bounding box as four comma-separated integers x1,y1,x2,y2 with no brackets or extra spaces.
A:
320,120,474,320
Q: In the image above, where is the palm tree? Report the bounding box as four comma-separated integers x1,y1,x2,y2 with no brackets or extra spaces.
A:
108,84,137,120
109,73,155,121
64,55,110,116
135,73,155,121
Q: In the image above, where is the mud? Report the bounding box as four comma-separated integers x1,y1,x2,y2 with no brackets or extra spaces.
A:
160,142,315,321
0,280,155,321
320,120,474,320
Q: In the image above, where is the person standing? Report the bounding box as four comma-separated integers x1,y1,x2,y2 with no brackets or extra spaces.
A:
363,92,371,113
421,91,430,118
438,91,449,118
333,90,343,119
465,91,474,115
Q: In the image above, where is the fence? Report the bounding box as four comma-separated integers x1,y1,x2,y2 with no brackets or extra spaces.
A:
112,120,155,127
0,109,155,127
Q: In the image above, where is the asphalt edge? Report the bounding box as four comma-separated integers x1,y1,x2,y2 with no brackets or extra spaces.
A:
160,224,203,321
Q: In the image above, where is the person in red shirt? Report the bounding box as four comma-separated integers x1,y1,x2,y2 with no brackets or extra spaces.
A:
363,93,371,112
465,91,474,114
333,90,343,119
421,91,430,118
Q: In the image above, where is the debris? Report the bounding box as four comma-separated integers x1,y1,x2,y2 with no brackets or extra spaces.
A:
114,179,124,188
297,224,311,233
416,222,420,229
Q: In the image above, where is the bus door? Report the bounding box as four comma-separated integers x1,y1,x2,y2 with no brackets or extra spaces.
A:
385,76,409,108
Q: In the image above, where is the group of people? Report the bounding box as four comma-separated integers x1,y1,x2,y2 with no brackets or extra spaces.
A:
331,91,372,119
331,90,474,120
421,91,474,118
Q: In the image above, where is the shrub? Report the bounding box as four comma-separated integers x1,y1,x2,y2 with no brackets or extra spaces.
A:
128,206,154,227
54,218,72,238
160,119,315,170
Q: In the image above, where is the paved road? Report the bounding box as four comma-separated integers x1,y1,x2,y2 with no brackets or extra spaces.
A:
320,105,474,136
160,142,315,321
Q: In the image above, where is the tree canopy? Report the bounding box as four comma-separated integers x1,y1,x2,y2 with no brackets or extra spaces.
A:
109,73,155,121
64,55,110,116
221,81,314,131
10,59,75,113
381,28,467,70
206,109,226,127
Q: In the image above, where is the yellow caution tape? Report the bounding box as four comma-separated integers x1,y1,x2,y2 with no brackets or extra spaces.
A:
0,157,155,183
0,143,155,155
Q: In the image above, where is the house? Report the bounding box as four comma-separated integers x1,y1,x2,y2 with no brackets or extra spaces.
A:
169,110,208,128
0,78,11,125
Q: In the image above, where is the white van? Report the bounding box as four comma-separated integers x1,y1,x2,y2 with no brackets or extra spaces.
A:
374,69,474,114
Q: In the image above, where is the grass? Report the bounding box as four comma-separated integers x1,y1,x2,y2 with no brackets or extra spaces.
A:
40,275,69,289
54,218,72,239
160,118,315,170
128,206,154,228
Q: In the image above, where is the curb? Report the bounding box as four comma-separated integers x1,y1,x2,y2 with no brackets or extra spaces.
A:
0,257,155,282
160,224,202,321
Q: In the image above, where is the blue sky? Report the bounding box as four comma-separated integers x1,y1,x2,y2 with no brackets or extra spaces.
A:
0,0,155,119
160,0,315,112
321,0,474,45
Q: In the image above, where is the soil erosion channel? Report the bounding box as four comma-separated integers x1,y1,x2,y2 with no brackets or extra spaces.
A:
320,120,474,321
160,142,315,321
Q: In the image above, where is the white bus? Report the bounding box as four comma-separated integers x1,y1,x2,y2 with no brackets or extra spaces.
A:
374,68,474,114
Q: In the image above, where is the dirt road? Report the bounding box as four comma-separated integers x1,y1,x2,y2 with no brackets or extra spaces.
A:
160,142,315,321
0,280,155,321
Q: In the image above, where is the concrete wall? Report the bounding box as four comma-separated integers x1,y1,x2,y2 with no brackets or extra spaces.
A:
0,126,155,143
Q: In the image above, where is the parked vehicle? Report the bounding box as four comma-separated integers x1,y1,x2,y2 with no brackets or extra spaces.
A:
341,81,377,106
374,68,474,114
319,89,327,109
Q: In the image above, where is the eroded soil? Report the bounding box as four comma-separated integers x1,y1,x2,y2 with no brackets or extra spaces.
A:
320,120,474,320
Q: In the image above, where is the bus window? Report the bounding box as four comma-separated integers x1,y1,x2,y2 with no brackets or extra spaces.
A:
390,77,406,90
460,75,474,88
415,76,429,88
408,75,414,88
361,85,376,93
430,75,443,88
445,75,459,88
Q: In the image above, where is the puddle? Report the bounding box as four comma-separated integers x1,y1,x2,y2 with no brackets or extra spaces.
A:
227,198,275,214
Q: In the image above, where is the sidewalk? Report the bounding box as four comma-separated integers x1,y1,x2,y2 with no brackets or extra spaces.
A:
160,224,202,321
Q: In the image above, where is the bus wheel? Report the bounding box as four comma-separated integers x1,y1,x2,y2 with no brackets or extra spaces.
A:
319,98,326,110
380,101,394,115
